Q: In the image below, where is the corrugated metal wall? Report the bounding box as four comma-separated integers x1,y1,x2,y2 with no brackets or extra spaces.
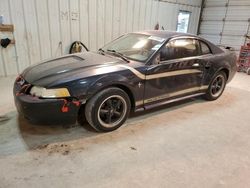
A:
199,0,250,53
0,0,201,77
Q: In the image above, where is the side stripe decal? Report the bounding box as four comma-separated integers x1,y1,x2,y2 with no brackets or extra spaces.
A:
117,65,202,80
117,65,145,79
146,69,201,80
135,85,209,106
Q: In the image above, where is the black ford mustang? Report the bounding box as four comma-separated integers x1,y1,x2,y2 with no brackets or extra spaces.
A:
14,31,237,132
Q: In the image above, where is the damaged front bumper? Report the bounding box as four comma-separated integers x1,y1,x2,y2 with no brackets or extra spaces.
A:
13,78,81,124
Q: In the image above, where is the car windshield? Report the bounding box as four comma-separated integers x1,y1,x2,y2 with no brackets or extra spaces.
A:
101,33,165,62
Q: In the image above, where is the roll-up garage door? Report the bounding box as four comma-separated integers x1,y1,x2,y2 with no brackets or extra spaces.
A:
199,0,250,54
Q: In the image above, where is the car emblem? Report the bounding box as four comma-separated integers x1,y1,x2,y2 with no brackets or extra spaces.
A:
138,82,142,88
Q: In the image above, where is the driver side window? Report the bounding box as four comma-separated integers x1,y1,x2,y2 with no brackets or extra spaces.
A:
160,38,199,62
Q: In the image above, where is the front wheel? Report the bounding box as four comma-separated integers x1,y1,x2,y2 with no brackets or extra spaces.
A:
204,71,227,101
84,87,131,132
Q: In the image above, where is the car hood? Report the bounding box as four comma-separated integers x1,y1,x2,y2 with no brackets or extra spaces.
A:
22,52,125,87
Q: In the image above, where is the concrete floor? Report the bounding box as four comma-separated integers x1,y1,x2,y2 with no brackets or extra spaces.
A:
0,73,250,188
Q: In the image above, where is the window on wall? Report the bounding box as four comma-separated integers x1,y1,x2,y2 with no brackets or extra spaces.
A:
176,11,191,33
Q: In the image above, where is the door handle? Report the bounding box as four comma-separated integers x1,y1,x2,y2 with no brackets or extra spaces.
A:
192,63,200,67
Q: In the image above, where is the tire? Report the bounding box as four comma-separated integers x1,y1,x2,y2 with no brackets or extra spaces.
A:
247,68,250,75
204,71,227,101
77,105,87,125
84,87,131,132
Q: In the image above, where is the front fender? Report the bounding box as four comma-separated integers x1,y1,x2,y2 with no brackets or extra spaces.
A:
86,73,134,96
85,73,144,107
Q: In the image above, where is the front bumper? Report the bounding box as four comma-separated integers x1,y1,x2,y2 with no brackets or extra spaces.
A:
14,78,81,124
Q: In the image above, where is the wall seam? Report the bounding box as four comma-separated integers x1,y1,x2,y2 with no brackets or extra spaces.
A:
58,0,63,55
96,0,98,49
125,0,128,33
118,0,121,36
143,0,147,29
219,0,229,44
149,0,153,28
158,0,201,8
132,0,135,31
47,0,53,57
78,0,81,42
111,0,114,39
21,0,32,66
68,0,72,43
87,0,90,49
7,0,20,74
104,0,106,44
0,49,7,76
34,0,42,59
138,0,141,30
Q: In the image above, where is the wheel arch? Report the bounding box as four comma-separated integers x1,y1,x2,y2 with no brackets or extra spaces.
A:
111,84,136,110
214,58,231,81
203,66,230,87
219,68,229,80
77,83,135,127
84,73,138,110
86,83,136,110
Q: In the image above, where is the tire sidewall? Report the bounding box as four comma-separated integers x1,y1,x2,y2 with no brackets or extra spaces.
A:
206,71,227,100
247,68,250,75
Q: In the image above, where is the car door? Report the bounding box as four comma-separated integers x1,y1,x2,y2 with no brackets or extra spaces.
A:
144,37,206,105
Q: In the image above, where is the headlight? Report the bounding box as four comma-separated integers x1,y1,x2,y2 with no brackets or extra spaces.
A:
30,86,70,98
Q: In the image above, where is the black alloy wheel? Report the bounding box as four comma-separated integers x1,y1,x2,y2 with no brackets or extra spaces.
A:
204,71,227,101
84,87,131,132
97,95,127,128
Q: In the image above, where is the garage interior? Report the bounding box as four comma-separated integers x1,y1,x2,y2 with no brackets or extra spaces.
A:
0,0,250,187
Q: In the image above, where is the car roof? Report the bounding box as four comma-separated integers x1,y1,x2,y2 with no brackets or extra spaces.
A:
133,30,197,40
133,30,224,55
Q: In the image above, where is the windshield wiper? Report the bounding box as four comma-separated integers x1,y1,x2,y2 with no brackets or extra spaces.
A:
107,49,130,63
98,48,105,55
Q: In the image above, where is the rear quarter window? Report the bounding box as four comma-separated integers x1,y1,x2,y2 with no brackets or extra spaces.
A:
200,41,211,55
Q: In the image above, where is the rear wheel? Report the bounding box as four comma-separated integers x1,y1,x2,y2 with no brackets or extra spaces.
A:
85,87,131,132
204,71,227,101
247,68,250,75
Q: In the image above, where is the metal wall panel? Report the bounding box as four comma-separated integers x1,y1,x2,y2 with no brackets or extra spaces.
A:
59,0,71,54
97,0,105,48
200,0,250,53
220,35,246,50
205,0,227,7
0,0,18,76
226,6,250,21
199,34,221,44
9,0,30,74
202,7,226,21
200,21,223,35
22,0,41,64
79,0,89,51
223,21,248,36
48,0,63,58
161,0,201,6
177,0,202,6
229,0,250,6
0,0,201,76
158,2,177,30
